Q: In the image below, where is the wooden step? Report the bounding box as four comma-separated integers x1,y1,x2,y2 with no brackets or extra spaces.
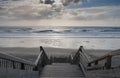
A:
39,63,85,77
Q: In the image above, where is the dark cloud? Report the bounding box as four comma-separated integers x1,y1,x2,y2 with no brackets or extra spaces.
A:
61,0,80,6
74,0,80,3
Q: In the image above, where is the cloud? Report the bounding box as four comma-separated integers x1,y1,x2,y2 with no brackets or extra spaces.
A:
0,3,120,21
60,0,81,6
0,4,54,20
0,0,120,26
0,5,120,26
68,6,120,20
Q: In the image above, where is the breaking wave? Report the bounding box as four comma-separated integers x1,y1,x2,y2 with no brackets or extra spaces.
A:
0,26,120,37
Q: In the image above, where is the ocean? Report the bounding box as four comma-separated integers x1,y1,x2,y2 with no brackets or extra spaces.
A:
0,26,120,50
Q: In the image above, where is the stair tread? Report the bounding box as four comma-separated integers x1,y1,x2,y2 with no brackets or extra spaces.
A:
40,77,85,78
40,63,85,77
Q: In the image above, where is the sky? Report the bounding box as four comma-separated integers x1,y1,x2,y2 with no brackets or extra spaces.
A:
0,0,120,26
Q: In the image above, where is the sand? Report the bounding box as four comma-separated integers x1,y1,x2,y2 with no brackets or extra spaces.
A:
0,47,112,63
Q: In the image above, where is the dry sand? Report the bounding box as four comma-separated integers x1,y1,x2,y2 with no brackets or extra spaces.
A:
0,47,111,59
0,47,112,63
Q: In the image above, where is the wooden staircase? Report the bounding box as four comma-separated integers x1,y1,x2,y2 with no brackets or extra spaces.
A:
0,46,91,78
0,46,120,78
39,63,85,78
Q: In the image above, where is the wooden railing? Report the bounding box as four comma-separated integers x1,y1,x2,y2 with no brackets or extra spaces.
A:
72,47,120,71
71,46,91,76
0,46,49,73
0,52,35,70
34,46,49,74
87,49,120,70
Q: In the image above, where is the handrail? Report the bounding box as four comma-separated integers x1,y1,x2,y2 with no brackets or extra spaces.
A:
71,46,91,77
88,49,120,70
34,46,49,74
80,46,92,62
0,46,49,72
72,46,91,65
0,52,35,70
0,51,34,65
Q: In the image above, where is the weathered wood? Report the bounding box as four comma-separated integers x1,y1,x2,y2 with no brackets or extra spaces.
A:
34,46,49,75
21,63,25,70
88,63,91,67
88,55,109,64
71,46,90,77
105,56,112,69
0,51,35,71
39,63,85,77
72,46,82,64
88,49,120,69
49,56,53,64
87,51,117,70
12,61,16,69
95,61,98,65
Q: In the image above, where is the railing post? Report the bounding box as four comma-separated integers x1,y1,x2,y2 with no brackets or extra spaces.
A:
34,46,49,74
5,60,7,68
105,56,112,69
21,63,25,70
40,46,43,52
79,46,83,52
0,58,1,68
88,63,91,67
12,61,16,69
95,61,98,65
0,54,35,71
50,56,53,64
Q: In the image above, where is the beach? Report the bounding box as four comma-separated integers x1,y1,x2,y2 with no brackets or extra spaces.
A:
0,26,120,78
0,26,120,50
0,47,112,62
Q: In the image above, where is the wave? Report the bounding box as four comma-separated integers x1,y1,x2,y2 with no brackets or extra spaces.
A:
0,27,32,33
101,29,120,32
33,30,53,33
0,27,120,37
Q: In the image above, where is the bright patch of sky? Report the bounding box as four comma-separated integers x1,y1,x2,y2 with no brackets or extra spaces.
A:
0,0,120,26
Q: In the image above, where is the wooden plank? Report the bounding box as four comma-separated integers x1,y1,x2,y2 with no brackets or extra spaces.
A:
105,56,112,69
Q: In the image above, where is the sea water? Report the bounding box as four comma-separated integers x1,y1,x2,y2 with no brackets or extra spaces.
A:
0,26,120,50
